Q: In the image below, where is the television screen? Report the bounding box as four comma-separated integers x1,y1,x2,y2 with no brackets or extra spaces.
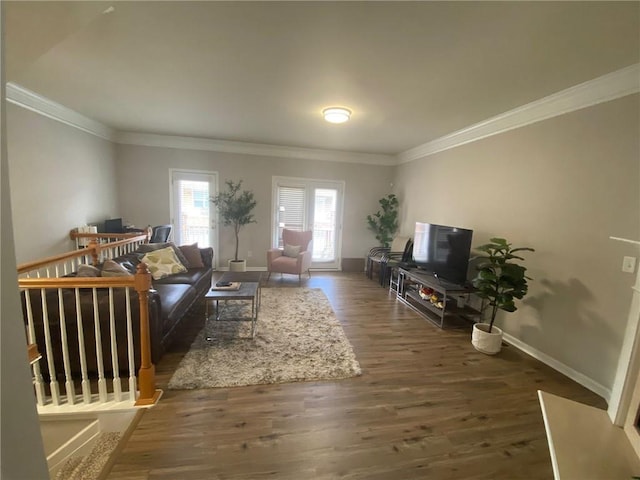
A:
104,218,124,233
412,222,473,285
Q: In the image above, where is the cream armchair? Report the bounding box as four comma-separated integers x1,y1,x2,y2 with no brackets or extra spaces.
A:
267,229,313,281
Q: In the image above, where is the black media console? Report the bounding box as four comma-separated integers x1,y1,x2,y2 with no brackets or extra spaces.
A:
393,267,481,329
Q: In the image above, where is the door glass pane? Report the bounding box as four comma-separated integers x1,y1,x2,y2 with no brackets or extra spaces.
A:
312,188,337,262
177,180,210,247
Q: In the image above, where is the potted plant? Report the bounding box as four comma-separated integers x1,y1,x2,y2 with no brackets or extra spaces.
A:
210,180,257,272
367,193,399,247
471,237,534,354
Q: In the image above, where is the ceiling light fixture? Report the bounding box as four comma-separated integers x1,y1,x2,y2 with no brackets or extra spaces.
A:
322,107,352,124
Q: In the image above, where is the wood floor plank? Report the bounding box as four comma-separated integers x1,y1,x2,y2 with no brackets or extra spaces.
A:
107,273,605,479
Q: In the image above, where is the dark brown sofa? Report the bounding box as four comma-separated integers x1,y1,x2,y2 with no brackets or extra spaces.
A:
22,244,214,378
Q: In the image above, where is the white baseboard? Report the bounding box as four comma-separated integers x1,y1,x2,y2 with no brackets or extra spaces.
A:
503,332,611,402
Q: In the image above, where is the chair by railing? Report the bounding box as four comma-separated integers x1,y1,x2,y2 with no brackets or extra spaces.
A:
17,236,161,412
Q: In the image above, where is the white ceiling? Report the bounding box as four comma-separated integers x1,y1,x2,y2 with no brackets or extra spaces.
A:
5,1,639,156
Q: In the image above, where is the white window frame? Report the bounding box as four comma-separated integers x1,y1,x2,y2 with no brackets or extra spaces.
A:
169,169,218,269
271,176,345,271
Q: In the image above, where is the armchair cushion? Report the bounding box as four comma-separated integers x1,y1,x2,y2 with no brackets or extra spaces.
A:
283,244,301,258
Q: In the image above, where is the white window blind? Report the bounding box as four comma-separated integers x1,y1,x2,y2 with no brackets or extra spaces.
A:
277,186,305,246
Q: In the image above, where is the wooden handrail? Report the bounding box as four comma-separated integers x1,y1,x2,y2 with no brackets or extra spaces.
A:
69,231,149,241
17,234,148,274
19,276,136,289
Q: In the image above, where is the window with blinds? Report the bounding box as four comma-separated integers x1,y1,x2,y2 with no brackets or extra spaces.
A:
276,185,305,247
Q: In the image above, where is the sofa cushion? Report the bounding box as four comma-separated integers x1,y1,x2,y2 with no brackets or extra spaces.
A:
153,268,212,294
152,283,197,333
178,243,205,268
141,247,188,280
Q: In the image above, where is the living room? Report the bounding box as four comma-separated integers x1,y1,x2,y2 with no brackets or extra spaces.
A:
2,2,639,478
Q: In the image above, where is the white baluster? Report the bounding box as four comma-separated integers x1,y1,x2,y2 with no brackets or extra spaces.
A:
40,288,61,405
125,288,137,400
57,289,75,405
92,288,108,402
24,290,46,406
74,289,91,404
108,288,122,402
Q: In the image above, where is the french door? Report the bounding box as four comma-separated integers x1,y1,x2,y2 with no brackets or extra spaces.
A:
170,170,217,263
272,176,344,270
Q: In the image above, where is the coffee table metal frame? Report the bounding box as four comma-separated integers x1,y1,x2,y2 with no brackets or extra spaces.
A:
204,281,259,339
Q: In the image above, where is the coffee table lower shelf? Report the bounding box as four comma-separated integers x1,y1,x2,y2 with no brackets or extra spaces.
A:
204,282,260,339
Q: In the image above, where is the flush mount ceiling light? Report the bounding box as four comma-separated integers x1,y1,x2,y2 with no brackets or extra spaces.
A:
322,107,352,124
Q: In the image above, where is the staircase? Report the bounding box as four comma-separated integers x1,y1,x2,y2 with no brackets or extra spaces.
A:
41,410,141,479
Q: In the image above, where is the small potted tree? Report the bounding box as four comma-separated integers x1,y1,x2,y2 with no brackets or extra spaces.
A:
471,237,534,354
367,193,399,247
211,180,257,272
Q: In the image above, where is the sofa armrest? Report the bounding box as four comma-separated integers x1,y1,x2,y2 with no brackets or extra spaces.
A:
199,247,214,269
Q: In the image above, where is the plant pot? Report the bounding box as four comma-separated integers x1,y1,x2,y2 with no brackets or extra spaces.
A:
228,259,246,272
471,323,503,355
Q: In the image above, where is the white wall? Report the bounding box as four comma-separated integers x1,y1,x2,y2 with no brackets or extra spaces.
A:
115,144,394,267
395,94,640,396
6,104,119,263
1,16,50,478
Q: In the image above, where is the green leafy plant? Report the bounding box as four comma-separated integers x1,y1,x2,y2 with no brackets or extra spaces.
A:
367,194,399,247
210,180,257,261
472,238,534,332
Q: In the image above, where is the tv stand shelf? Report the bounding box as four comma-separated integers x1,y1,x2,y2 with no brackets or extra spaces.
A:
395,268,481,329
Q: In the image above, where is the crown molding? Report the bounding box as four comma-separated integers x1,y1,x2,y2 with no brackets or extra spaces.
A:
398,63,640,164
5,82,115,141
115,132,397,166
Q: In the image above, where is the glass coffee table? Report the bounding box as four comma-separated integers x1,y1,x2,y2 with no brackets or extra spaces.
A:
204,281,259,339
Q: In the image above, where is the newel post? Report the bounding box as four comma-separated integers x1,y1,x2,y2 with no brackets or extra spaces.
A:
88,239,100,266
133,263,162,406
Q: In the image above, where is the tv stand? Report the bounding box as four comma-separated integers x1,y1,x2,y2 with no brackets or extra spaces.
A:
394,268,481,329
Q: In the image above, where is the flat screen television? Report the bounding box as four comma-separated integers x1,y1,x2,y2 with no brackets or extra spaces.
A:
412,222,473,285
104,218,124,233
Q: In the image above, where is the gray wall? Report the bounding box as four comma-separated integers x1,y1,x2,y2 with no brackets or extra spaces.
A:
7,104,119,263
1,19,50,478
394,94,640,393
115,144,394,267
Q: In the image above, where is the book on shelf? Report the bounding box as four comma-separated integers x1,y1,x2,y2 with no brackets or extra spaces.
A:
211,282,241,291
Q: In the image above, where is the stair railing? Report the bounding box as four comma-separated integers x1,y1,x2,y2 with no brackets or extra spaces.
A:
17,236,161,412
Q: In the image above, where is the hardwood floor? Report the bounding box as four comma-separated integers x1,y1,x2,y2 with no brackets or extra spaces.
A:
107,272,605,479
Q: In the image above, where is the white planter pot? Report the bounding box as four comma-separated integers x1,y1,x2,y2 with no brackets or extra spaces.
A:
228,259,246,272
471,323,503,355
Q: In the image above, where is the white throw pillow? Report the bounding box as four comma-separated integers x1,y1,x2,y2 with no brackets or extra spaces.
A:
141,246,187,280
283,244,301,258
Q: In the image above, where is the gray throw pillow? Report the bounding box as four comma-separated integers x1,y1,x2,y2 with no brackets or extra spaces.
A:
77,264,101,277
178,243,204,268
283,244,301,258
101,259,131,277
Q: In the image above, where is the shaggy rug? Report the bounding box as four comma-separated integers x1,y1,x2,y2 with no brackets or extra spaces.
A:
168,288,361,389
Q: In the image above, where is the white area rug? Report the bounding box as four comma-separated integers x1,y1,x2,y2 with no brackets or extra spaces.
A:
168,288,361,389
